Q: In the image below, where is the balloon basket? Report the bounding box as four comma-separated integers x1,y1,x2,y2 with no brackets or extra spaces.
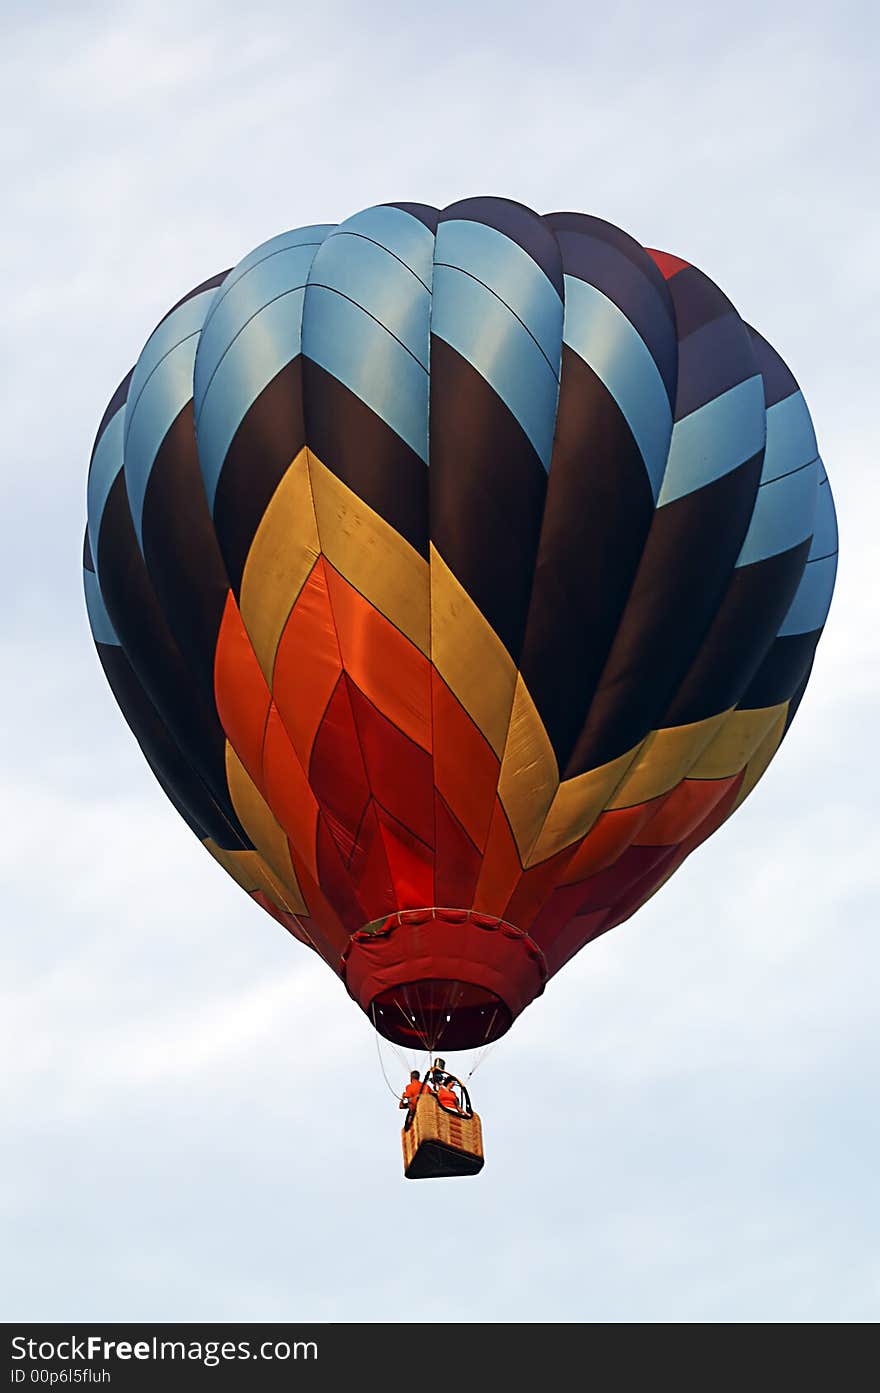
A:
401,1094,484,1179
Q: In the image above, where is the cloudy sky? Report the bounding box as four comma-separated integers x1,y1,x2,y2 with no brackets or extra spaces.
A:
2,0,877,1323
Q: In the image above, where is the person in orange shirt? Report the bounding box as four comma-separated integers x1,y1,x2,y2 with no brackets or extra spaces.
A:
399,1070,432,1112
436,1079,461,1113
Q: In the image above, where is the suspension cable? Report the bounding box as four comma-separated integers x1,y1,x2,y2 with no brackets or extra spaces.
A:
465,1006,501,1080
430,980,455,1053
371,1003,407,1101
394,996,429,1055
466,1040,497,1080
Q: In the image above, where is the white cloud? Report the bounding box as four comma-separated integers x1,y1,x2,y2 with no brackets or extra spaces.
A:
2,0,877,1323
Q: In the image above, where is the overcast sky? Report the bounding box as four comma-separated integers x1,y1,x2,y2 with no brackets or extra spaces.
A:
2,0,877,1323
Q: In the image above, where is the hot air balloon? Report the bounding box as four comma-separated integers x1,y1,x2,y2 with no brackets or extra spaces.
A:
84,198,836,1177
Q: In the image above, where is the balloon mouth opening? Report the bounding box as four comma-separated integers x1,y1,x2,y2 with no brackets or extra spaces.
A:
342,907,547,1050
370,980,512,1051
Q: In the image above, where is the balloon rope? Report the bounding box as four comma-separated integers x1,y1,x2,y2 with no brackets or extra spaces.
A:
415,987,433,1054
372,1003,407,1101
386,1033,412,1076
430,979,459,1053
466,1041,497,1080
395,996,428,1054
466,1009,500,1080
403,986,433,1055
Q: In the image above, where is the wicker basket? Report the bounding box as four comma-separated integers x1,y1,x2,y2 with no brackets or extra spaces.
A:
401,1093,484,1179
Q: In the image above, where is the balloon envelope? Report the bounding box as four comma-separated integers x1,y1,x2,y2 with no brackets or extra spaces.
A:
84,199,837,1050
